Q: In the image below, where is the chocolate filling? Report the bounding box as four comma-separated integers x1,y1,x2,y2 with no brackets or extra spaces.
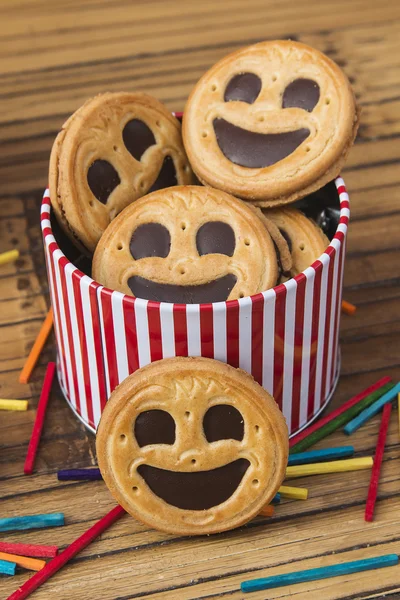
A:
203,405,244,442
137,458,249,510
87,159,120,204
196,221,235,256
130,223,171,260
224,72,262,104
123,119,156,160
148,156,178,193
282,78,320,112
134,410,176,447
128,274,237,303
213,118,310,168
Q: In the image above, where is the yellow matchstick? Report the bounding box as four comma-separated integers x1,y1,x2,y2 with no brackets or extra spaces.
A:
0,249,19,266
278,485,308,500
0,399,28,411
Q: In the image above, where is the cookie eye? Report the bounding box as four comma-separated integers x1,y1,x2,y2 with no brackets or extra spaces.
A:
147,156,178,193
123,119,156,160
224,72,262,104
134,410,175,447
196,221,235,256
87,159,120,204
203,405,244,442
130,223,171,259
282,78,320,112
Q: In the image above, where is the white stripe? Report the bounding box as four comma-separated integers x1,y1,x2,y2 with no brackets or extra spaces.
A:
335,177,345,188
80,278,102,428
282,279,297,426
160,303,176,358
299,267,315,427
53,249,76,409
41,202,51,215
325,242,340,397
97,287,111,399
238,296,252,373
43,188,50,197
212,302,227,363
41,218,51,229
65,263,86,417
44,239,67,393
261,289,276,395
112,292,129,384
134,299,151,367
314,256,330,411
186,304,201,356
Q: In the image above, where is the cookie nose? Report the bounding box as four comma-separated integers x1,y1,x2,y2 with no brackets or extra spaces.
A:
179,449,202,467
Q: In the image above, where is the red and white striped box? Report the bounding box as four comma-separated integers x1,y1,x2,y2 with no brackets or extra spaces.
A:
41,177,349,435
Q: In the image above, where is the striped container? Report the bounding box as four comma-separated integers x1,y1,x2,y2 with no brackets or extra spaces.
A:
41,177,349,435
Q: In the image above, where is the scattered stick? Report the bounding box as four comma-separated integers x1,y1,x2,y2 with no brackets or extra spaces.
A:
6,505,125,600
57,468,102,481
286,457,373,478
0,552,45,572
0,559,16,576
288,446,354,466
278,486,308,500
24,362,56,475
0,399,28,411
0,542,58,559
0,249,19,266
290,379,394,453
19,308,54,384
344,382,400,436
398,393,400,443
241,553,399,593
271,493,281,505
365,403,392,522
258,505,274,517
341,300,357,315
0,513,64,533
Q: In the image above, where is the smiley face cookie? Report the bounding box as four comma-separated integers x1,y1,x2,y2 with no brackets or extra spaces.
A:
92,185,279,302
96,357,288,535
262,206,329,278
49,92,193,252
183,40,359,205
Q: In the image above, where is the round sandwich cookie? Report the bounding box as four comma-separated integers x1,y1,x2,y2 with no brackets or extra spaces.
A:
183,40,359,205
262,206,329,278
92,185,279,303
96,357,288,535
49,92,193,252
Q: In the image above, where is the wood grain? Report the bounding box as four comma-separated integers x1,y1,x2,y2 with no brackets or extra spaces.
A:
1,1,400,598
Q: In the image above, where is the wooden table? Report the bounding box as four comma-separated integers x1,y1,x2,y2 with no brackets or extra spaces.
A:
1,1,400,598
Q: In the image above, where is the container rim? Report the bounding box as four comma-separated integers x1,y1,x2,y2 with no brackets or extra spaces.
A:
41,177,350,310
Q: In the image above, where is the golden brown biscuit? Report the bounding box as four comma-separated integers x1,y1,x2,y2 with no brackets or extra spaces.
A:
262,206,329,278
49,92,193,252
183,40,359,205
96,357,288,535
92,185,279,302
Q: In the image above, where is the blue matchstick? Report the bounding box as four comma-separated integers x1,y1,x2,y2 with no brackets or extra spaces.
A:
0,513,64,533
344,382,400,435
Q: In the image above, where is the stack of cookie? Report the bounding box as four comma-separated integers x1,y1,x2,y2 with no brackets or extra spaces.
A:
49,40,359,303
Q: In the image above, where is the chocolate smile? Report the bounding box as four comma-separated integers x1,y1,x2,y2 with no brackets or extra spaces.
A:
213,118,310,168
137,458,250,510
128,273,237,303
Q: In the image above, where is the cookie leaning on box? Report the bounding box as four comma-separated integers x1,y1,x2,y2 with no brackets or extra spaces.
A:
96,357,289,535
49,92,193,253
92,185,281,302
183,40,359,205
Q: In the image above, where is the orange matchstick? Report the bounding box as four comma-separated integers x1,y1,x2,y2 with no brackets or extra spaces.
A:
19,308,54,384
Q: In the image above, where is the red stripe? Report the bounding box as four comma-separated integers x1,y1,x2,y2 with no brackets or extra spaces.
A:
200,304,214,358
90,283,107,414
100,289,119,394
123,296,139,374
273,284,287,411
307,262,322,420
47,243,70,398
58,257,81,413
330,236,346,385
320,250,336,400
173,305,188,356
147,302,163,362
336,185,346,195
291,273,306,432
250,294,264,386
226,300,239,367
71,270,92,422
